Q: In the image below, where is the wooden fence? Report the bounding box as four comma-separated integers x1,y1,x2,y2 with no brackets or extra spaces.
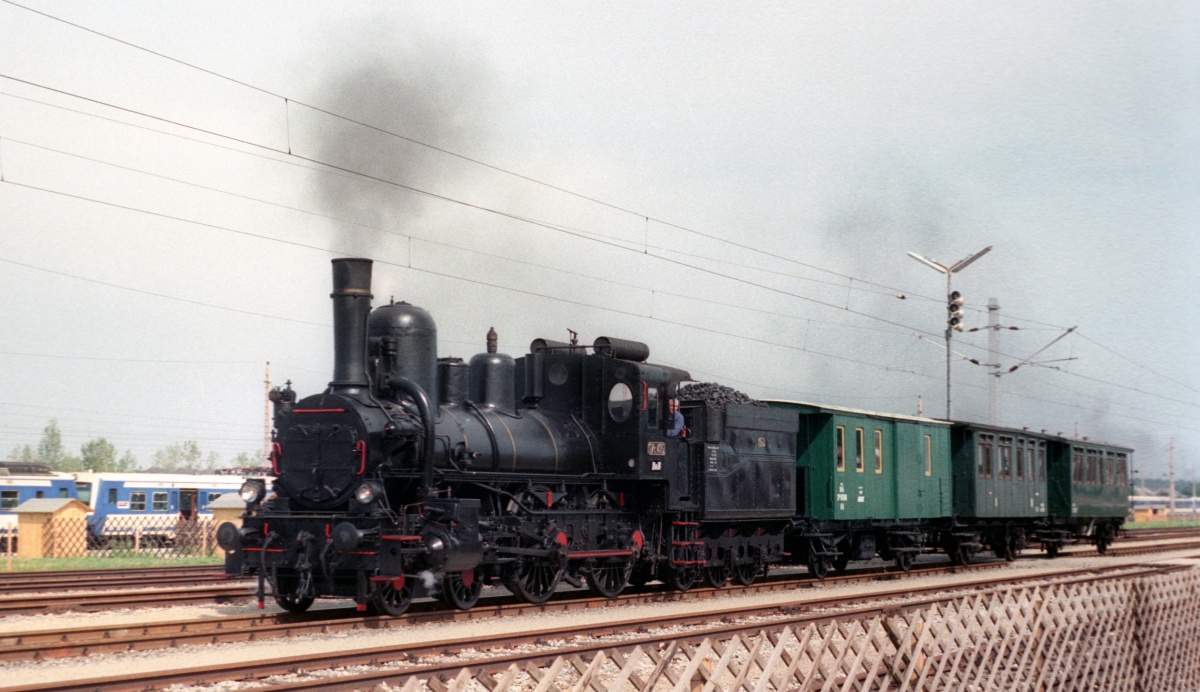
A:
389,568,1200,691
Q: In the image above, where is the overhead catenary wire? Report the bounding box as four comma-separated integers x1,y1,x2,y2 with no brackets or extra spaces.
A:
0,7,1193,458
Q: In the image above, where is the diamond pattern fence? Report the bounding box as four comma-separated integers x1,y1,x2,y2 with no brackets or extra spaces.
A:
392,568,1200,691
39,515,220,559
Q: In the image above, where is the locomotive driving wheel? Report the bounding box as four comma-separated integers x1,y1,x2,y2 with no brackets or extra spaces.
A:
585,558,634,598
369,578,414,616
441,569,482,610
505,557,564,603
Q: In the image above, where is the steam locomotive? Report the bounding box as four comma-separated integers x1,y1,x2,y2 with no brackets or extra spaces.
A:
219,258,1130,615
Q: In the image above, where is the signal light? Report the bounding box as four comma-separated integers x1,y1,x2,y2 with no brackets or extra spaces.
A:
948,291,965,332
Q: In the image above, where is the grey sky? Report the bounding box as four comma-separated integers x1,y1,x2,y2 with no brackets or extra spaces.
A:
0,1,1196,478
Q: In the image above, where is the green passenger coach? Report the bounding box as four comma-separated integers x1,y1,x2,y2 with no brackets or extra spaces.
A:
764,401,951,577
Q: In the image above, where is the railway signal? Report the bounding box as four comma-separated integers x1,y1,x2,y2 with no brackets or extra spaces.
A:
948,291,965,331
906,246,992,418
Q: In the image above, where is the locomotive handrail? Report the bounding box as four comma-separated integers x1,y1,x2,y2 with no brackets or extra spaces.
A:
388,376,436,498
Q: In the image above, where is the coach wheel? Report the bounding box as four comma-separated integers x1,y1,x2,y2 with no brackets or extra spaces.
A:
894,551,915,572
952,542,973,566
585,559,633,599
1045,542,1061,559
441,570,482,610
274,592,314,614
807,554,830,580
1096,537,1110,555
732,561,759,586
832,553,850,572
704,564,730,588
994,534,1016,562
369,578,414,616
667,565,699,591
505,557,564,604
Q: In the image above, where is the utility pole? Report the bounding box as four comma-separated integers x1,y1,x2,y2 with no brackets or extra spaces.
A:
906,246,992,419
988,298,1000,425
1169,437,1176,518
264,362,272,465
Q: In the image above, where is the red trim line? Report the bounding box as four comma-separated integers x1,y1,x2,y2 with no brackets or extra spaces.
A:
356,440,367,474
241,547,285,553
569,549,636,559
270,442,282,475
381,535,424,542
640,381,648,411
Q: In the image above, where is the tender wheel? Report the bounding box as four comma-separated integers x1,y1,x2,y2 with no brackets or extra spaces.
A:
274,593,314,613
441,570,482,610
504,558,564,604
585,560,633,599
629,564,654,588
369,578,414,617
894,551,915,572
732,562,759,586
704,564,730,588
807,555,830,580
666,565,699,591
832,553,850,572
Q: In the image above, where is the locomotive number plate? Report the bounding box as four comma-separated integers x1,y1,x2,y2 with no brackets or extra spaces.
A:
647,441,666,456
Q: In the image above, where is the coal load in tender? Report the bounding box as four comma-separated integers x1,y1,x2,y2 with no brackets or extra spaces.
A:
677,382,766,409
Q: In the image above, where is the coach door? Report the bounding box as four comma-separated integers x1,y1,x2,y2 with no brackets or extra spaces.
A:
179,489,198,519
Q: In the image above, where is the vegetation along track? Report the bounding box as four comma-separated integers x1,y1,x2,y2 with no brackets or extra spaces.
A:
3,561,1187,692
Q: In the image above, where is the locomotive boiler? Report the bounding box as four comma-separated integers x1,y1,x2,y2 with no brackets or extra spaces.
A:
219,258,798,614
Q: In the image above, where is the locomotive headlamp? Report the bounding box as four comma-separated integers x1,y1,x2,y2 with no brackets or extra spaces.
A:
355,481,383,505
239,480,266,505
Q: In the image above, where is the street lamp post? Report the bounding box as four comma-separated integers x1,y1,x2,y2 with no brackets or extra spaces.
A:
906,246,992,419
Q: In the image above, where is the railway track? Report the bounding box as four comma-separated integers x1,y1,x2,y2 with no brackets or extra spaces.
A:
0,565,228,595
3,560,1188,692
5,537,1199,664
0,535,1193,619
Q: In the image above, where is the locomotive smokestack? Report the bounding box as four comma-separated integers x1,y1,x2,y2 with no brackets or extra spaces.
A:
330,258,373,394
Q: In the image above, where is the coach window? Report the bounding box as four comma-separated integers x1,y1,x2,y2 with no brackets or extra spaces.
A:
836,426,846,472
1086,450,1097,485
924,434,933,477
1037,442,1046,482
107,488,118,505
855,428,865,472
209,492,222,504
58,487,69,498
1117,453,1128,486
0,490,17,510
1016,439,1025,481
152,492,169,511
978,434,994,479
874,430,883,474
999,436,1012,480
130,492,147,511
1073,449,1084,483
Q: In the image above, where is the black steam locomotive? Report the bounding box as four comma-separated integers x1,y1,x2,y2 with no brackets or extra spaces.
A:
219,258,797,614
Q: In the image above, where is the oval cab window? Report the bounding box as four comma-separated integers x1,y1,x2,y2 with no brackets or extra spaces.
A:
607,382,634,422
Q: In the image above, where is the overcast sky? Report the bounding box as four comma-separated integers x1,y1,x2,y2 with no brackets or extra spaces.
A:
0,1,1196,479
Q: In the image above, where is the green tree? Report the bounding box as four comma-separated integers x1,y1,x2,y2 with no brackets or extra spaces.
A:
9,444,35,463
117,450,139,471
231,451,264,467
80,438,118,472
35,420,81,471
152,440,211,471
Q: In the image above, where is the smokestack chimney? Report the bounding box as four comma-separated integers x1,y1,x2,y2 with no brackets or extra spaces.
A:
329,258,373,394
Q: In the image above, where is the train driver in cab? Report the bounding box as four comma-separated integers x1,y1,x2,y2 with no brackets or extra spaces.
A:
666,398,685,438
